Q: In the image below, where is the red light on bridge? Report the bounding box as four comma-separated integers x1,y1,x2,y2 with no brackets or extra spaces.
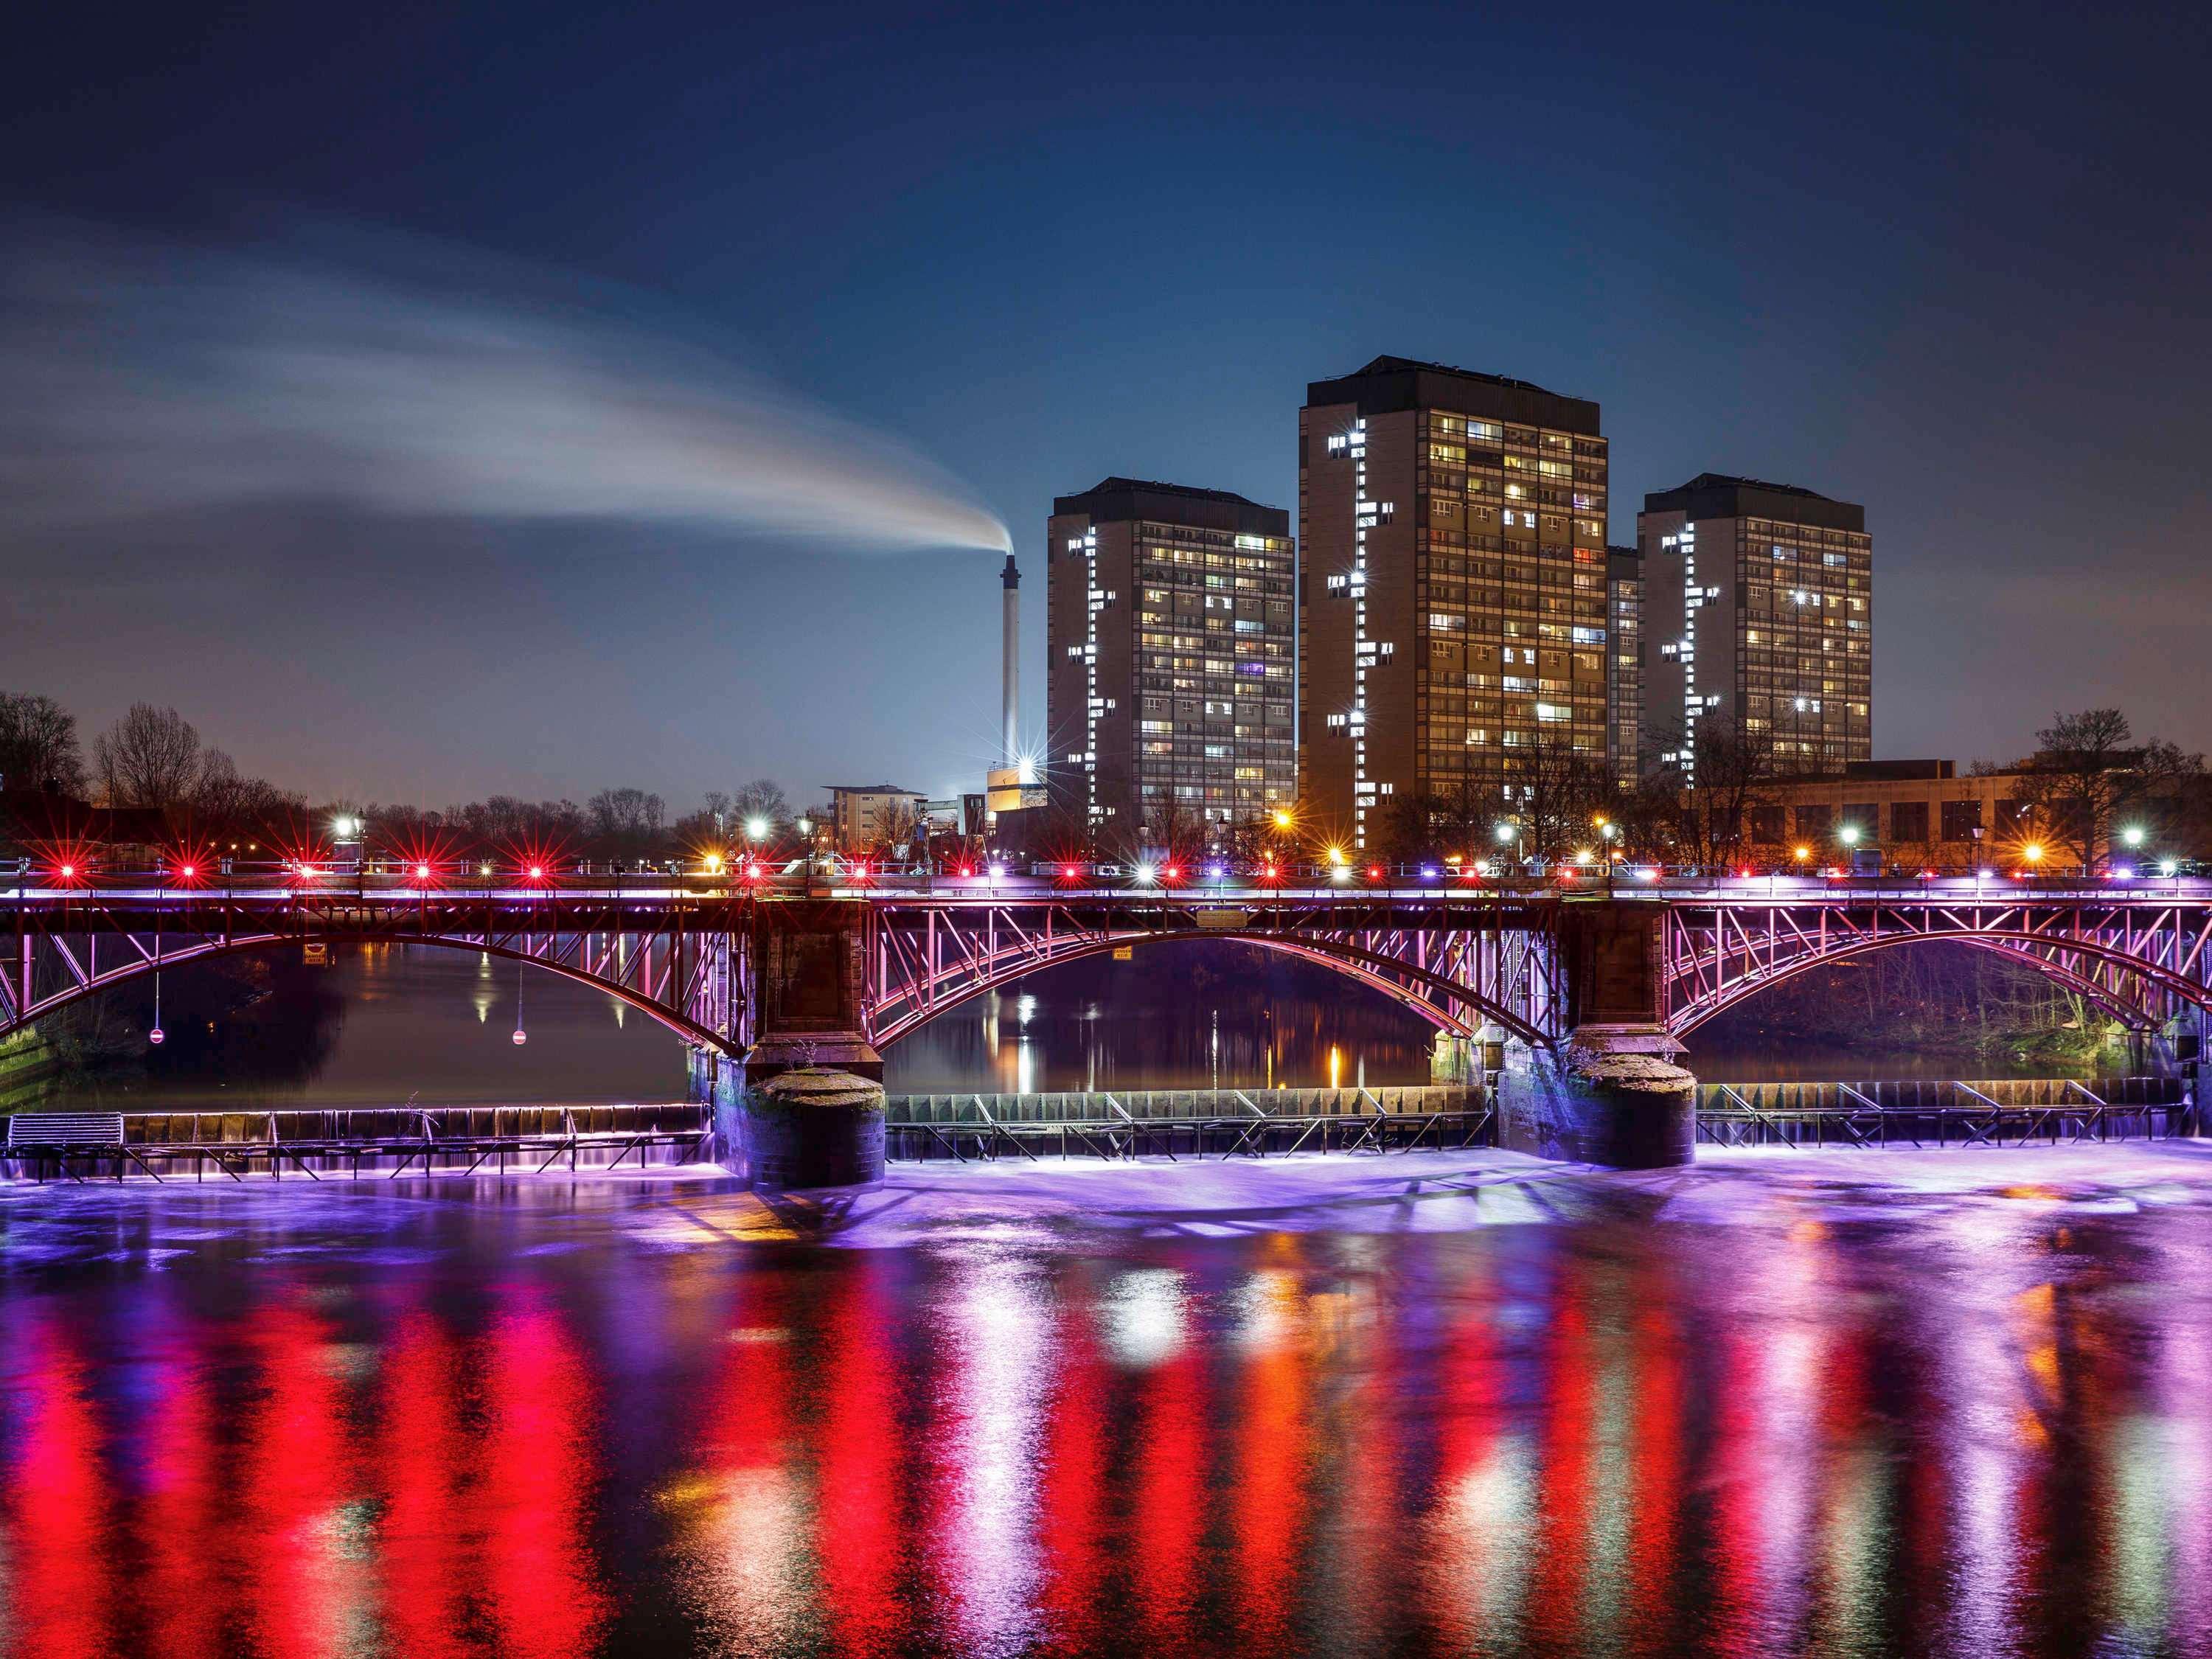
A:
957,864,973,878
415,863,432,880
1164,863,1181,881
1261,862,1276,879
58,863,75,880
527,865,546,881
178,863,196,880
1367,865,1382,880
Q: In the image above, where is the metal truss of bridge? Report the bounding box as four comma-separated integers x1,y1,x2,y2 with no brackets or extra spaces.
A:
0,885,744,1054
855,893,1565,1048
1660,891,2212,1036
7,874,2212,1057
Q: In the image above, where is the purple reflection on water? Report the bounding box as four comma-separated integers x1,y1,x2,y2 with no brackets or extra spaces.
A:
0,1148,2208,1655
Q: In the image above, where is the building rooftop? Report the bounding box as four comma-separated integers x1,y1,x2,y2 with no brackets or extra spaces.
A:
1051,477,1290,538
823,783,921,796
1066,476,1270,508
1666,472,1842,504
1644,471,1866,532
1304,355,1601,434
1337,355,1565,397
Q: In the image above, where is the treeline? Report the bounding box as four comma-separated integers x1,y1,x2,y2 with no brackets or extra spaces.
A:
0,693,810,863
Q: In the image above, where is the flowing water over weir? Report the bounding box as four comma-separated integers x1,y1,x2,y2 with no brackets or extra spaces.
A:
2,1075,2197,1180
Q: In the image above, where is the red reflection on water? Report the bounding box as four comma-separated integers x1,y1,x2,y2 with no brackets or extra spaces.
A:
1420,1292,1512,1648
1528,1293,1596,1652
481,1301,608,1659
240,1299,362,1659
1131,1348,1206,1636
136,1338,223,1659
1034,1287,1108,1649
815,1263,903,1654
5,1318,111,1659
1624,1295,1686,1652
377,1310,471,1659
686,1281,806,1652
1233,1324,1304,1622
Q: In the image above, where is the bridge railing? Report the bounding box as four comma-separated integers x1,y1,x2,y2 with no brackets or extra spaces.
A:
9,852,2211,902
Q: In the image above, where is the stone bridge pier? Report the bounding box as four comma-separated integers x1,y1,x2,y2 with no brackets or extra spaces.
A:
688,902,886,1189
1495,905,1697,1168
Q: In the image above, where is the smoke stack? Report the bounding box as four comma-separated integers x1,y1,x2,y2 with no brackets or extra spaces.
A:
1001,554,1020,771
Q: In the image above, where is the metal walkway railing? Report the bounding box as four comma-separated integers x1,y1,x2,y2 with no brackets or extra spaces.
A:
883,1085,1494,1161
1696,1077,2197,1149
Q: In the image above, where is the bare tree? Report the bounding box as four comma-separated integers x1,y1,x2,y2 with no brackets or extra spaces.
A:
0,692,86,796
1644,712,1778,867
2007,709,2206,872
1503,732,1610,860
730,778,789,829
1142,798,1205,863
189,749,300,832
587,787,667,863
94,703,205,813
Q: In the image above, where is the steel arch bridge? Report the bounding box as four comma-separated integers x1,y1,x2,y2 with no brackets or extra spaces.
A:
856,897,1565,1048
1,886,745,1054
7,876,2212,1059
1660,894,2212,1036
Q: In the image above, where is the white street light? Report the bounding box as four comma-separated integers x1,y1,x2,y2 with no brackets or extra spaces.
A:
745,815,769,842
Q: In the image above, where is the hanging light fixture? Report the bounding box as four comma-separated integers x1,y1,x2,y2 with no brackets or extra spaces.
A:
148,922,165,1046
512,956,529,1046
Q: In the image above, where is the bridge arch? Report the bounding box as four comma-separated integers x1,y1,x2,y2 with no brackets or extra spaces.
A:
1669,928,2209,1038
865,928,1551,1050
0,932,742,1056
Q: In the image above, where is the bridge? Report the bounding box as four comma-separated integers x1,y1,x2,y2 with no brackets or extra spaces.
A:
8,869,2212,1063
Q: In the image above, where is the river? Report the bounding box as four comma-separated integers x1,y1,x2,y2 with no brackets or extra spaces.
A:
5,950,2211,1656
5,1146,2212,1656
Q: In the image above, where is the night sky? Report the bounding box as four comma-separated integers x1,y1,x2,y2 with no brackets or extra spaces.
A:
4,1,2207,807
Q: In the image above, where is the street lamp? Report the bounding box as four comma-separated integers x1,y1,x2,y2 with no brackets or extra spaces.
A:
745,815,769,843
2122,825,2146,849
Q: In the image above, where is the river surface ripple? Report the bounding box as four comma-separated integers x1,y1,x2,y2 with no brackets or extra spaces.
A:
3,1146,2212,1657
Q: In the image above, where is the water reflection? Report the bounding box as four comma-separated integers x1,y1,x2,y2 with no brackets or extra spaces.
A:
889,945,1438,1095
2,1171,2211,1655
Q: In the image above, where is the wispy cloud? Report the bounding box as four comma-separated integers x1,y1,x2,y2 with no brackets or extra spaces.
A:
0,221,1010,554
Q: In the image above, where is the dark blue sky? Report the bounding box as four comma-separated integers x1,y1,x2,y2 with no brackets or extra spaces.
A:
4,1,2207,807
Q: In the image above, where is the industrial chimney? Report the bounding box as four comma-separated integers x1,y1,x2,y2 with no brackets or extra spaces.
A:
1001,554,1020,771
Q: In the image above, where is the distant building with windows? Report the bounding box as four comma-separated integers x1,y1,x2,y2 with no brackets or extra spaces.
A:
1046,479,1296,840
1606,545,1643,790
824,785,925,850
1750,760,2143,872
1299,357,1610,849
1640,473,1872,778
